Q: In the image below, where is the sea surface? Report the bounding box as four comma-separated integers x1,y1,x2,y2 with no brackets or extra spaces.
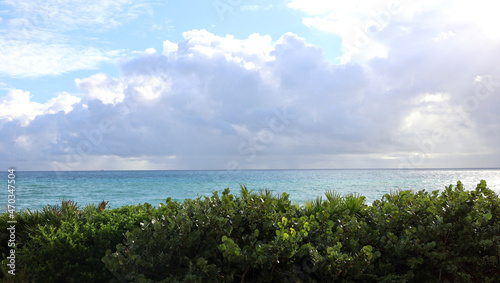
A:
2,169,500,212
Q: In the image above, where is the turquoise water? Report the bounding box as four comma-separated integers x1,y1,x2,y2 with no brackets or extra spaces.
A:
2,169,500,211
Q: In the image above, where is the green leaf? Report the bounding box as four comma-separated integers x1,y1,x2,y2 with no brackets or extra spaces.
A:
484,213,492,221
254,229,260,237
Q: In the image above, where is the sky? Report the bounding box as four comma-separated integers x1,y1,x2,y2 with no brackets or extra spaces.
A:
1,0,500,171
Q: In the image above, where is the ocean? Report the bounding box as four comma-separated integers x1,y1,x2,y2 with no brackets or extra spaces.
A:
3,169,500,212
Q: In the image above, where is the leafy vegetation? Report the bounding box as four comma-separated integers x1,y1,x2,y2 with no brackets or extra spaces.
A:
1,181,499,282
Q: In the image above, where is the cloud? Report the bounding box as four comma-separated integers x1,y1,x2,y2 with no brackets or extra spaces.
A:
1,9,500,171
0,0,150,77
287,0,500,63
0,89,80,126
0,39,119,77
75,73,126,104
2,0,148,31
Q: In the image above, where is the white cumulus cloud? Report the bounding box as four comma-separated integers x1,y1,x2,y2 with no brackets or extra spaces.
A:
0,89,80,126
1,17,500,170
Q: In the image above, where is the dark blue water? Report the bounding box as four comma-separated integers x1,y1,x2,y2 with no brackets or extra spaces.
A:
2,169,500,211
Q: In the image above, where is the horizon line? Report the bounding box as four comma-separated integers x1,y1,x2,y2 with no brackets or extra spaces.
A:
11,167,500,172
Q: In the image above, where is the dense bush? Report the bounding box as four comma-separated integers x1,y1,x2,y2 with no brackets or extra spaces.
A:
365,180,500,282
1,181,499,282
1,201,160,282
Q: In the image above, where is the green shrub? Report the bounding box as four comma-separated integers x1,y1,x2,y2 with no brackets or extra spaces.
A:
365,180,500,282
1,201,160,282
2,181,499,282
103,187,375,282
